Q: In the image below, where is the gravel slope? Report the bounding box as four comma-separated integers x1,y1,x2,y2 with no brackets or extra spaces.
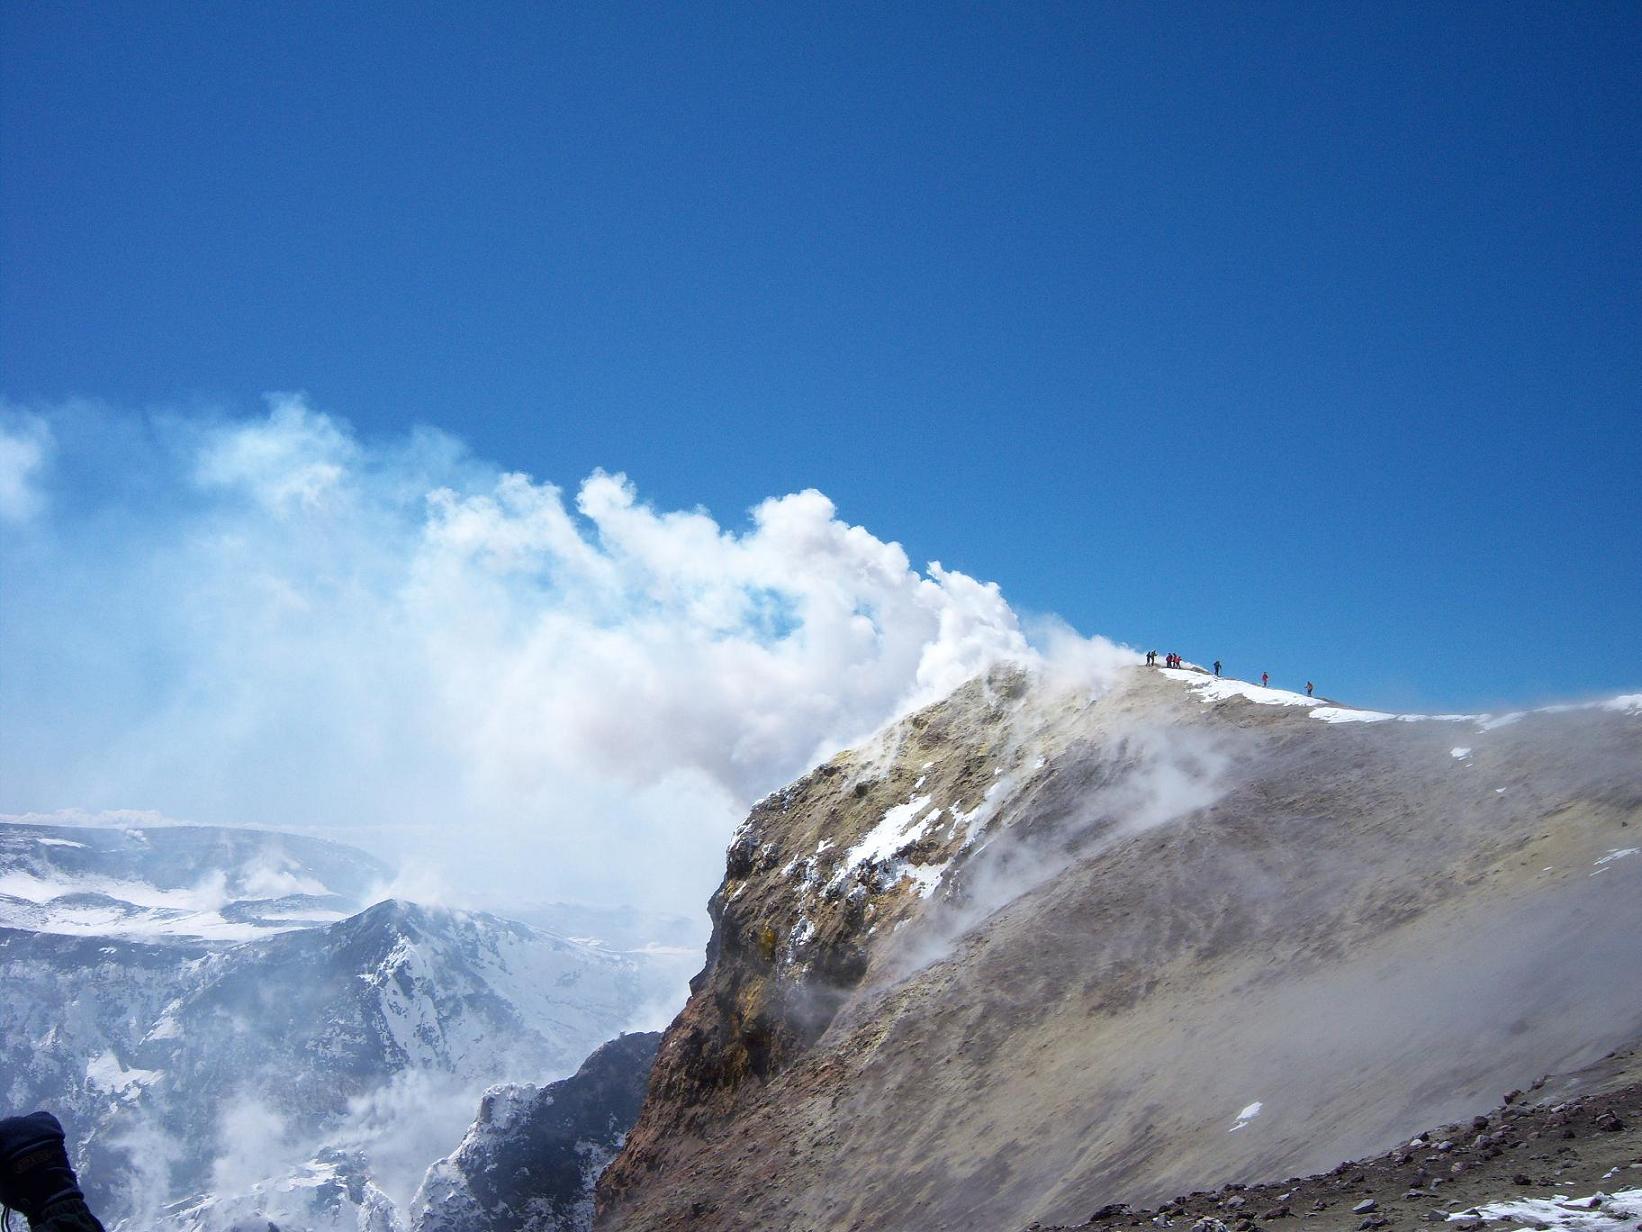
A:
597,666,1642,1232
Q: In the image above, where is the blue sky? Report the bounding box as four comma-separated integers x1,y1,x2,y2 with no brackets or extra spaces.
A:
3,1,1639,713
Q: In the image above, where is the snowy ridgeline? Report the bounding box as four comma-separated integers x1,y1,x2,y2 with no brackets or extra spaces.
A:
0,820,390,941
1156,667,1642,728
0,819,694,1232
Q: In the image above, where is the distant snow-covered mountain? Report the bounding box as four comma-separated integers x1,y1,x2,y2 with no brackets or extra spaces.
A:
0,820,389,940
0,819,684,1231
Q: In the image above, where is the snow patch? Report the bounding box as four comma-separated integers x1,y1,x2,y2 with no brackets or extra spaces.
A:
1163,668,1468,726
1229,1101,1263,1132
1447,1188,1642,1232
1309,706,1397,724
84,1051,161,1097
1162,669,1315,710
832,795,937,885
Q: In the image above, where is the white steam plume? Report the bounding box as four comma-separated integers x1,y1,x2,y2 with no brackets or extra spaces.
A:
1,395,1045,915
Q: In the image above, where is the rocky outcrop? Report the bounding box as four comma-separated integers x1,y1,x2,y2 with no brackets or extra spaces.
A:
412,1032,661,1232
595,666,1642,1231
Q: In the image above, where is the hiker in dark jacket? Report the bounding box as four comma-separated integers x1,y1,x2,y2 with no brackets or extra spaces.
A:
1213,660,1222,677
1,1112,105,1232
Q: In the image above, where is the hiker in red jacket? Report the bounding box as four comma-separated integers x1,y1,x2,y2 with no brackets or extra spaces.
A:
1261,672,1269,688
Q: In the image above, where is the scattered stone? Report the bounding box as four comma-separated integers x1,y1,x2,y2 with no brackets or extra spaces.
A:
1473,1117,1490,1131
1358,1218,1389,1231
1504,1090,1523,1104
1595,1111,1625,1132
1259,1206,1291,1220
1093,1205,1134,1221
1353,1200,1379,1214
1437,1142,1455,1154
1512,1174,1533,1186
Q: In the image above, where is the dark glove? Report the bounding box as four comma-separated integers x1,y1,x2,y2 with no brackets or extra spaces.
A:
0,1113,84,1221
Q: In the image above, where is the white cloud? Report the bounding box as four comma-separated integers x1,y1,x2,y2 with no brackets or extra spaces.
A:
195,393,355,513
0,409,53,522
0,395,1060,916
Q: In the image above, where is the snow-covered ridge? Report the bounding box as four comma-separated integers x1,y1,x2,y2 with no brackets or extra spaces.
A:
154,1151,403,1232
0,820,387,941
1158,668,1642,731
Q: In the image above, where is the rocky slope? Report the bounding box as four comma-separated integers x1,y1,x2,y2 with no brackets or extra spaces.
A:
595,664,1642,1232
1043,1044,1642,1232
413,1032,661,1232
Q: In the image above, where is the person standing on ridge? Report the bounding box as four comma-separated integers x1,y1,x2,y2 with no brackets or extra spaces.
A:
1261,671,1269,688
1306,681,1314,697
1213,660,1222,677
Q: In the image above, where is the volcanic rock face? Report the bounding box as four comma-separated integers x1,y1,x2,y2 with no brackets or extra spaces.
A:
412,1031,661,1232
595,667,1642,1232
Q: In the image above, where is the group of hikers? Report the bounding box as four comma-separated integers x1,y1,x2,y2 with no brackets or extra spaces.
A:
1146,649,1213,673
1144,650,1316,698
